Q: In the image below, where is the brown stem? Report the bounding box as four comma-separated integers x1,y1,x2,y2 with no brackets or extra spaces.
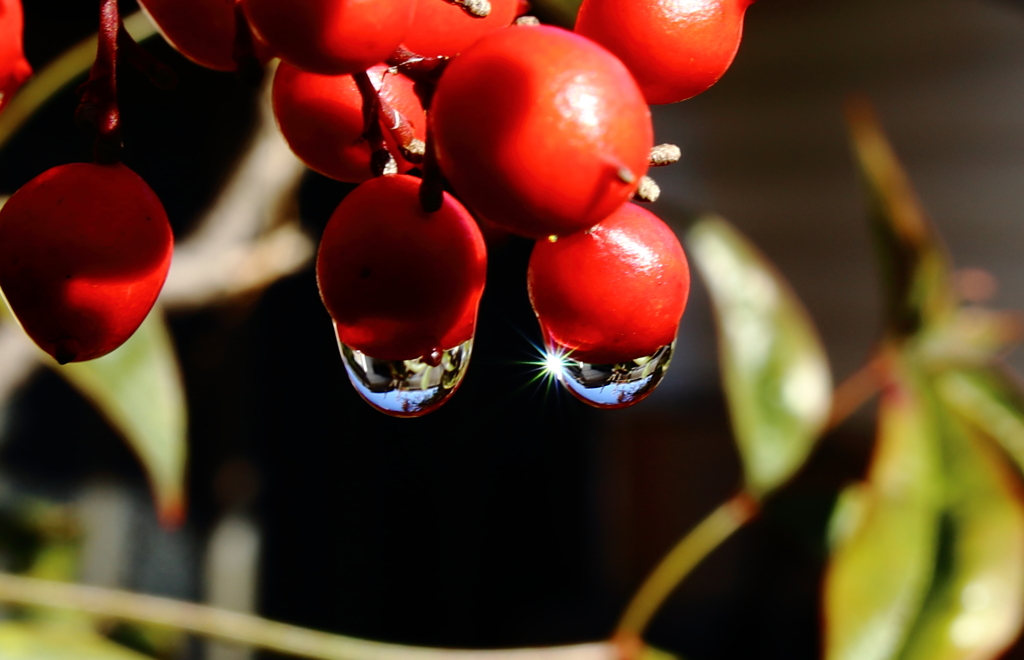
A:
825,354,884,432
76,0,121,163
386,48,449,108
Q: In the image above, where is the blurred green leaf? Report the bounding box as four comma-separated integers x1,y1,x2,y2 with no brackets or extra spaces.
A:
825,354,1024,660
53,309,187,526
0,622,150,659
898,411,1024,660
824,355,943,660
846,99,956,339
936,368,1024,476
688,217,832,498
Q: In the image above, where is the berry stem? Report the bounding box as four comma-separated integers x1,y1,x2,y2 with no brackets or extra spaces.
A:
379,98,426,164
117,20,177,90
76,0,122,163
354,71,397,177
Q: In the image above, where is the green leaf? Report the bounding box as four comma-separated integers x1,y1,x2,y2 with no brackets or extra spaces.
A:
846,99,956,339
898,411,1024,660
0,622,150,660
935,368,1024,476
825,355,1024,660
823,356,943,660
53,309,187,526
688,217,832,498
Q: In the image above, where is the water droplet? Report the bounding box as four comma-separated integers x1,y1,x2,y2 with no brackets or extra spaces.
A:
338,337,473,417
549,342,674,409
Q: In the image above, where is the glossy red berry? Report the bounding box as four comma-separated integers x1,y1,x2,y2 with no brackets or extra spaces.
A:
575,0,753,104
273,63,425,183
242,0,415,75
137,0,238,71
528,203,689,366
0,163,174,363
0,0,32,113
317,174,487,362
431,25,652,239
402,0,519,58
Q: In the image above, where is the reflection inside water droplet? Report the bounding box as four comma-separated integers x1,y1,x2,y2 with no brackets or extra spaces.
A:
547,342,674,409
338,337,473,417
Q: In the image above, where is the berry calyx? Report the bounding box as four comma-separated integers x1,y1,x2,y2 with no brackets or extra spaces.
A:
0,163,174,363
317,174,487,362
431,25,652,239
0,0,32,114
402,0,519,58
272,63,425,183
241,0,415,75
575,0,753,104
528,202,689,366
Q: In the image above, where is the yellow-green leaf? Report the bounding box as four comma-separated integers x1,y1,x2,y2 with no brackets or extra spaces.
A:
847,99,956,339
54,309,187,525
935,368,1024,475
898,414,1024,660
688,217,832,498
528,0,582,26
824,356,943,660
0,622,150,660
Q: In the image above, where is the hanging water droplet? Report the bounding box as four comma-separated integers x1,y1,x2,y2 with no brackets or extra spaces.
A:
549,342,674,409
338,338,473,417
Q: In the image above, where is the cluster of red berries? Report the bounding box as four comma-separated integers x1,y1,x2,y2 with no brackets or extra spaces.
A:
0,0,753,416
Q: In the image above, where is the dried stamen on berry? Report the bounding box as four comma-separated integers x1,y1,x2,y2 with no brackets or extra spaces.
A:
514,16,540,25
634,176,660,203
444,0,492,18
649,143,681,167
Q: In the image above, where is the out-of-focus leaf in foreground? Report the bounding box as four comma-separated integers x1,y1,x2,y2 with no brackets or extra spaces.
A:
824,357,942,660
825,354,1024,660
54,308,187,526
898,414,1024,660
846,99,956,339
936,368,1024,476
0,622,149,659
688,217,832,498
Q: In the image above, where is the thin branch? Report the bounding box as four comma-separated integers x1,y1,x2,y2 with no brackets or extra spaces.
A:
614,492,759,640
825,354,883,432
0,572,615,660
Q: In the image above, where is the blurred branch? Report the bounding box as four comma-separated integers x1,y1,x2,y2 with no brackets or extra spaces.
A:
160,67,311,310
0,572,616,660
614,492,759,641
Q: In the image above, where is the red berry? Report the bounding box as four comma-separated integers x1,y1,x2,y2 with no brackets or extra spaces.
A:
241,0,415,75
317,174,487,362
575,0,753,104
273,63,425,182
0,0,32,113
528,203,689,366
402,0,519,58
138,0,237,71
431,25,652,239
0,163,174,363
